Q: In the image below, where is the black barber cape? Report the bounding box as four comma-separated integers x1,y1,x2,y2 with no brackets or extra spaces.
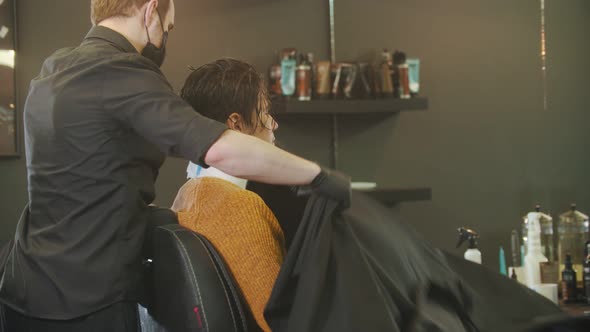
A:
264,191,579,332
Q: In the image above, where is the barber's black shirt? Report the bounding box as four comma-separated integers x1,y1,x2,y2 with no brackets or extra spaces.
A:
0,26,227,319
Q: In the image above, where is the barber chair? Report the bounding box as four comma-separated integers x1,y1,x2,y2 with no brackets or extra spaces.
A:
139,222,260,332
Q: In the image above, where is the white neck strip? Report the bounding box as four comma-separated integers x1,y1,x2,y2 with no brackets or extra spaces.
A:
186,162,247,189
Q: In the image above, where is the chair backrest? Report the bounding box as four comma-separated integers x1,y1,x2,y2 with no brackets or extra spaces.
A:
140,224,259,332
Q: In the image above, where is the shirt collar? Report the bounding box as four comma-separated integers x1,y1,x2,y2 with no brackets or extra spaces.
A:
186,162,248,190
83,26,138,54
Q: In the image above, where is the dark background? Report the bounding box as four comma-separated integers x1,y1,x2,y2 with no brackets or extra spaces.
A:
1,0,588,270
0,0,17,155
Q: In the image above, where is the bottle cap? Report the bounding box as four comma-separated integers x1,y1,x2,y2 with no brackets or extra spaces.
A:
565,253,573,269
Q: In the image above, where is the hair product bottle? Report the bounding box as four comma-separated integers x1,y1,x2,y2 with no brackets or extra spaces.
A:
407,58,420,95
561,253,577,303
331,63,343,98
511,229,522,268
511,268,518,281
521,205,554,259
306,53,317,98
280,48,297,97
558,204,589,279
583,241,590,304
398,63,410,99
269,53,283,96
524,212,549,287
392,50,406,97
315,61,332,99
379,49,394,98
296,54,312,101
499,246,508,276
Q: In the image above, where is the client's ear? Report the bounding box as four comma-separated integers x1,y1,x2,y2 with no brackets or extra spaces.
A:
226,113,244,132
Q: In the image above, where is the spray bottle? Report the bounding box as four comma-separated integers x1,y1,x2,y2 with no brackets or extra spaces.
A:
524,212,548,287
457,227,482,264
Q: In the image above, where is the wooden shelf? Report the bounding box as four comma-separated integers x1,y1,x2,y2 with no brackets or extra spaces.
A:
363,187,432,205
560,301,590,317
272,97,429,115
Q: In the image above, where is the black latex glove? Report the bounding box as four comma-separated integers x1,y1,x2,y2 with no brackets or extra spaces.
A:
294,168,351,209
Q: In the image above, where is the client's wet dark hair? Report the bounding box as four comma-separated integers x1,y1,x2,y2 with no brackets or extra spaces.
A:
180,58,271,131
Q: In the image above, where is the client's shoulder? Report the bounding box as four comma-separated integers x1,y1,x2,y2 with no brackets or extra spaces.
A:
186,177,271,212
197,178,265,205
198,177,247,195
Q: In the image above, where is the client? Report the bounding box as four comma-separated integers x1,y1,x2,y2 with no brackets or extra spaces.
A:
171,58,282,332
170,59,588,332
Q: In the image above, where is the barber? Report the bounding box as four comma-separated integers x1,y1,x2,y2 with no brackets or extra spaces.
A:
0,0,349,331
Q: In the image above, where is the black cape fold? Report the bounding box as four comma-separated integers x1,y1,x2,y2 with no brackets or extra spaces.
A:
264,191,585,332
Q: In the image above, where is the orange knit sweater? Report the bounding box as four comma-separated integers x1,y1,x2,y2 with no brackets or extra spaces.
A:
171,177,285,332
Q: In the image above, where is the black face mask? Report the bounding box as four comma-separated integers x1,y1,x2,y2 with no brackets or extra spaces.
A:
142,8,168,67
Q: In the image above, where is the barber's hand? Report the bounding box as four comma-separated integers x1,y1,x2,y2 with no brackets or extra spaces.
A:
294,167,351,208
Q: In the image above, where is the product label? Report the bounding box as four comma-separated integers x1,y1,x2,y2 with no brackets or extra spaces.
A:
561,281,569,300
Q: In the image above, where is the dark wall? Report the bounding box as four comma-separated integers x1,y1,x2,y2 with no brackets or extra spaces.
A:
1,0,588,271
332,0,590,266
0,0,92,243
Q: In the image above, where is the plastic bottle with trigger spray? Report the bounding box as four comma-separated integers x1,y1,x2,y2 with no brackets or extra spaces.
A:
457,227,482,264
